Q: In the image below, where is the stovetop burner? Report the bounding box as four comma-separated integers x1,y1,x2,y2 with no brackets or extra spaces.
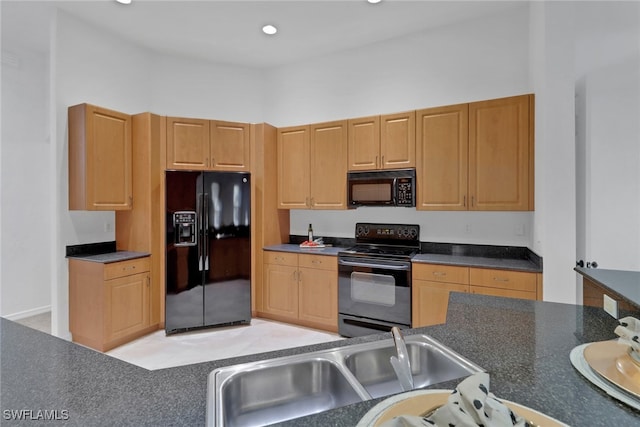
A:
340,223,420,260
344,244,418,257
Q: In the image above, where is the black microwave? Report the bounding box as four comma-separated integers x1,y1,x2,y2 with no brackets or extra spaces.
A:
347,168,416,207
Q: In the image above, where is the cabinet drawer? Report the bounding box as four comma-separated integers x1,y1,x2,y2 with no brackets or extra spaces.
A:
104,257,150,280
413,263,469,284
469,268,536,292
298,253,337,271
470,285,536,301
264,251,298,267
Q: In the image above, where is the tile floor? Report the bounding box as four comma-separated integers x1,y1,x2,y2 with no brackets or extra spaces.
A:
15,312,343,370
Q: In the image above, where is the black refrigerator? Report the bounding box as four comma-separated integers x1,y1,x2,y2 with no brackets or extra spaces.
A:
165,170,251,334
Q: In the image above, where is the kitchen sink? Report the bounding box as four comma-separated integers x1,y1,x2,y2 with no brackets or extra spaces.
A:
207,334,483,427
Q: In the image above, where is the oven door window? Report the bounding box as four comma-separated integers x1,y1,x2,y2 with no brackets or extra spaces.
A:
351,272,395,306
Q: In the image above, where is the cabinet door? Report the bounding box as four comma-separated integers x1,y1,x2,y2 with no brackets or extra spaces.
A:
210,120,251,171
310,120,348,209
348,116,380,171
412,280,469,327
263,263,298,319
166,117,210,170
104,272,150,343
416,104,469,210
298,267,338,329
469,95,531,210
277,126,311,209
381,111,416,169
68,104,132,210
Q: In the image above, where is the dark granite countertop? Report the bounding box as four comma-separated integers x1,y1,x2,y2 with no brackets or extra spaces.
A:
576,267,640,308
264,243,346,256
66,251,150,263
264,243,542,272
412,253,541,272
3,293,639,426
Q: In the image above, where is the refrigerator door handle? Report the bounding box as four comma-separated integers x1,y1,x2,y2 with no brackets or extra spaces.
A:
203,193,210,271
197,192,203,272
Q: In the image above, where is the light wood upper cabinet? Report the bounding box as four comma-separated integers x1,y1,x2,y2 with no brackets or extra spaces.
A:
416,104,469,210
381,111,416,169
277,121,347,209
277,126,310,209
348,116,380,171
469,94,532,211
167,118,251,171
68,103,132,210
309,120,348,209
210,120,251,171
166,117,210,170
416,95,534,211
348,112,415,171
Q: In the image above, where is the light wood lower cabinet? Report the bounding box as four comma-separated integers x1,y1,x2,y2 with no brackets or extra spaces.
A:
468,268,537,301
412,263,542,327
412,264,469,327
69,256,156,352
261,251,338,332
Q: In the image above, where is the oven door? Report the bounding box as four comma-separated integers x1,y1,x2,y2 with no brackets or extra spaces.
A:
338,256,411,327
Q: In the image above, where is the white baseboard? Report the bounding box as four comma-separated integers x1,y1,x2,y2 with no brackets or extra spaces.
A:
2,305,51,321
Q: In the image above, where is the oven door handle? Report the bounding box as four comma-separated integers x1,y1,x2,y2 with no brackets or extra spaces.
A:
338,258,411,271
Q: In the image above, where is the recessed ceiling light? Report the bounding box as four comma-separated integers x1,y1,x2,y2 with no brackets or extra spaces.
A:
367,0,382,4
262,24,278,35
116,0,132,4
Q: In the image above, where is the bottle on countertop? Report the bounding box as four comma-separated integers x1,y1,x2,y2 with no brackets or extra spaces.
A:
308,224,314,242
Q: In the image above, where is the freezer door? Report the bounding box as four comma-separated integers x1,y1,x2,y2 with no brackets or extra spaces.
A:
202,172,251,326
165,171,205,332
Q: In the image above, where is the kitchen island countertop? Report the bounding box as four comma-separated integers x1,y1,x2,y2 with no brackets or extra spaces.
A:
2,293,639,426
575,267,640,309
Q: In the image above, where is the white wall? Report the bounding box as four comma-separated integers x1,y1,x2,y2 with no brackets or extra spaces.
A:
529,2,577,304
266,5,535,248
264,5,531,127
0,37,51,318
574,2,640,271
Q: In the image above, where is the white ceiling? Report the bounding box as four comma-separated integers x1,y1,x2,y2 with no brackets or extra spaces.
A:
2,0,526,69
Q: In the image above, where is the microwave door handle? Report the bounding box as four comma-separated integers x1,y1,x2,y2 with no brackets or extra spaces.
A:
392,178,398,205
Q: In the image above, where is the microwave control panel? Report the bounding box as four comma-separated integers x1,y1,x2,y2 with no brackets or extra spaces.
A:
396,177,414,206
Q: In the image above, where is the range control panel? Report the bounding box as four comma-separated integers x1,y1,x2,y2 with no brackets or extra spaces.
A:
355,223,420,242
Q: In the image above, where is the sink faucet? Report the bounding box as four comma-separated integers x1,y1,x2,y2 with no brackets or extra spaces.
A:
390,327,414,391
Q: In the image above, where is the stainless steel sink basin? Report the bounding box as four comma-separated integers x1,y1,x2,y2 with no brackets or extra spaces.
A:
342,335,483,399
211,358,366,427
207,334,483,426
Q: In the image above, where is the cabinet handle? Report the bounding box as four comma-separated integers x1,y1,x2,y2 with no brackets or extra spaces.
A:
293,271,297,281
211,157,215,167
129,196,133,207
312,260,322,265
493,277,509,282
310,197,315,207
471,196,475,207
375,156,379,168
147,276,150,287
381,155,385,166
463,196,466,207
432,272,446,276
